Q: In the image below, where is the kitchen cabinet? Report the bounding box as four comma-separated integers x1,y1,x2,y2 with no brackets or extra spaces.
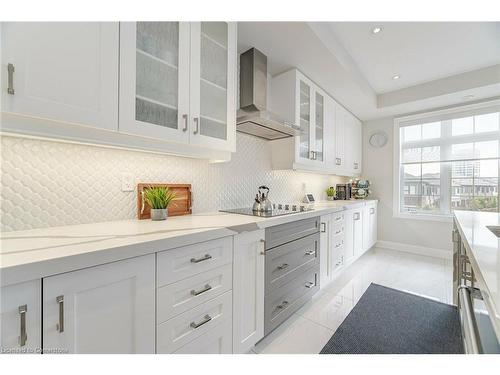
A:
344,207,363,263
320,211,345,288
119,21,237,152
334,103,362,176
42,254,155,354
0,280,41,353
232,230,265,354
319,214,331,287
270,69,328,171
1,22,119,130
363,201,378,252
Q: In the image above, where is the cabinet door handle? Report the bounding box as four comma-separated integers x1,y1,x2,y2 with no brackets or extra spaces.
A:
190,314,212,329
18,305,27,347
305,250,316,256
182,114,188,132
354,162,359,170
276,301,289,310
320,222,326,232
335,158,342,165
334,215,343,221
305,281,315,289
193,117,199,134
354,212,360,221
191,284,212,296
7,63,15,95
56,295,64,333
277,263,289,270
370,207,375,214
190,254,212,263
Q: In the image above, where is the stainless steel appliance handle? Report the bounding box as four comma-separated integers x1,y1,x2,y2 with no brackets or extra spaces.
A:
182,114,188,132
56,295,64,333
193,117,199,134
18,305,27,346
190,254,212,263
7,63,15,95
458,286,480,354
190,314,212,329
191,284,212,296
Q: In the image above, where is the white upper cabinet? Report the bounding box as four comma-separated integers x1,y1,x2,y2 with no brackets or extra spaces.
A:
1,22,119,130
119,22,190,143
119,21,236,153
189,22,237,152
333,103,362,177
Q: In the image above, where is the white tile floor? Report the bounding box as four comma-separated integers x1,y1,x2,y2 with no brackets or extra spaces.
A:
253,247,453,354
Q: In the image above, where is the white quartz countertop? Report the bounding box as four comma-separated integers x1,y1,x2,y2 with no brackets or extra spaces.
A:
0,199,376,286
453,210,500,332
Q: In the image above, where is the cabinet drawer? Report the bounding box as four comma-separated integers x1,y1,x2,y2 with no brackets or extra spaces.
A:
157,237,232,286
265,233,319,293
331,221,345,236
264,267,319,335
332,235,344,250
156,291,232,353
173,321,232,354
157,264,232,323
265,217,320,250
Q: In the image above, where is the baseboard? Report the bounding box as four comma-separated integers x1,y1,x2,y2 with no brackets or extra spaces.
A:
375,240,452,260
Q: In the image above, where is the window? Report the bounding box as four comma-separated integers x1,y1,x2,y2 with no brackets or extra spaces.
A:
394,101,500,219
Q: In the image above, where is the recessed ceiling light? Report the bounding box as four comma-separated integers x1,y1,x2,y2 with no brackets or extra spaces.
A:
392,74,400,80
372,27,382,34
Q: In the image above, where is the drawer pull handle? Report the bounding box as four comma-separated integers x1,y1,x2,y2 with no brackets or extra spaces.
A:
335,158,341,165
305,281,315,289
320,222,326,232
335,229,342,235
335,243,342,248
277,263,289,270
190,314,212,329
276,301,289,310
56,295,64,333
335,216,343,221
305,250,316,256
18,305,27,347
191,284,212,296
191,254,212,263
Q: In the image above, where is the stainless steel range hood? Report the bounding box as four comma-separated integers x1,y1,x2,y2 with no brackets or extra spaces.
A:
237,48,300,140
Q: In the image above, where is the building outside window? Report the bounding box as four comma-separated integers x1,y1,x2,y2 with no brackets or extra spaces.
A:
394,100,500,219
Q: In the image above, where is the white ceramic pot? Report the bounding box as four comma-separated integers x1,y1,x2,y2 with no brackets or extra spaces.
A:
327,196,335,201
151,208,168,221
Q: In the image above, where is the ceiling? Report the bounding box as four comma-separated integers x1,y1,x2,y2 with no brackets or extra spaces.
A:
237,22,500,121
328,22,500,93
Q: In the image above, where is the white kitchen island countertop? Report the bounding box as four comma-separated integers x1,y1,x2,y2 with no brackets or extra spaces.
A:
453,210,500,337
0,199,377,286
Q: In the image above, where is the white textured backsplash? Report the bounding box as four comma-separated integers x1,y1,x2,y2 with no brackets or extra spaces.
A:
0,134,347,232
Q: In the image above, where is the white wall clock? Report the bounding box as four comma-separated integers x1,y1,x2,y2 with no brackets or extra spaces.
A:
369,131,388,148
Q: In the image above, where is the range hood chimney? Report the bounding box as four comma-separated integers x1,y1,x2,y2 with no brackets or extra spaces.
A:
236,48,300,140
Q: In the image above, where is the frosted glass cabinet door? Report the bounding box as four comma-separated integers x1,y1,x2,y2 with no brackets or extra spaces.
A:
314,90,325,163
189,22,237,152
297,79,312,162
119,22,190,143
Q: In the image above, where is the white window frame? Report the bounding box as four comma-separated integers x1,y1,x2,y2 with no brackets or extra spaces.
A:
393,99,500,222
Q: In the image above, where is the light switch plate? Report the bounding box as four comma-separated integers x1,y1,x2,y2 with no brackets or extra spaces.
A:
121,172,134,192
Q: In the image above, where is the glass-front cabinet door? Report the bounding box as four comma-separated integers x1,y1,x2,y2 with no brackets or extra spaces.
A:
298,79,312,163
314,90,325,163
189,22,237,152
119,22,190,142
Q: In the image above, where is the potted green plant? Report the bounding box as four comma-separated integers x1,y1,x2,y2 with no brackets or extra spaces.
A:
326,186,336,201
144,186,176,221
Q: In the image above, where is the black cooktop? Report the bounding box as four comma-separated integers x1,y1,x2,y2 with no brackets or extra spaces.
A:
220,205,313,217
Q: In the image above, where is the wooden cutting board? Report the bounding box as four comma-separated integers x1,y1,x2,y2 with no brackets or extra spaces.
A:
137,183,192,220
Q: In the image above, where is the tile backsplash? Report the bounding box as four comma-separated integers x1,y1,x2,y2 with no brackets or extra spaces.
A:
0,134,347,232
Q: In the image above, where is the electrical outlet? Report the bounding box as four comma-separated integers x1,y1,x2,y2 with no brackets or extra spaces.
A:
121,173,134,192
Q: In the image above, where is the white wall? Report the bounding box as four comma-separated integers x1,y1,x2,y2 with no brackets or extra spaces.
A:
362,117,452,252
0,134,346,232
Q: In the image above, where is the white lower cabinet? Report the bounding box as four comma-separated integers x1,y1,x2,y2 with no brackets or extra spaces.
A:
42,254,155,354
0,280,41,353
344,207,364,264
363,201,378,252
157,291,232,353
320,211,346,287
173,320,232,354
232,230,265,354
